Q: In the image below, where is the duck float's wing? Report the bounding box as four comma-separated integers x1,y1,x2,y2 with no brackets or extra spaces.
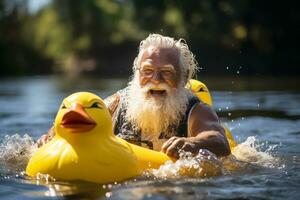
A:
26,138,78,179
116,137,171,171
87,136,142,183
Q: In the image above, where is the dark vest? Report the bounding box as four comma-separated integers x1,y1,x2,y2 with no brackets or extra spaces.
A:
114,88,200,149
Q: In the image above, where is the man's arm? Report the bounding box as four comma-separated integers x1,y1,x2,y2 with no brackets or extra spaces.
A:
161,102,231,158
35,92,121,147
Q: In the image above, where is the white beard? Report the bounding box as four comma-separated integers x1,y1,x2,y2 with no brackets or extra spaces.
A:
125,74,190,142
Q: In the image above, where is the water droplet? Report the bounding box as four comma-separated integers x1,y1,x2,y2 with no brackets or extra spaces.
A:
218,108,222,111
105,192,112,198
228,113,231,116
236,70,240,74
226,67,229,70
226,106,229,110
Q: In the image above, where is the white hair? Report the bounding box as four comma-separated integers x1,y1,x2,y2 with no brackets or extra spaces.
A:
133,33,198,84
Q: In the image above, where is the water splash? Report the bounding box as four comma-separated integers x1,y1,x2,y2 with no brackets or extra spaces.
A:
0,134,36,172
231,136,279,168
149,136,281,179
150,149,226,178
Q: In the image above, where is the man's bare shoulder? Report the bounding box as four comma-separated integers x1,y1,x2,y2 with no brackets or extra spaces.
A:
104,92,121,116
104,88,129,111
191,102,219,121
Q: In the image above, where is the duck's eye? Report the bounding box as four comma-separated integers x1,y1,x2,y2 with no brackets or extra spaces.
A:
90,102,103,109
61,104,67,109
198,87,206,92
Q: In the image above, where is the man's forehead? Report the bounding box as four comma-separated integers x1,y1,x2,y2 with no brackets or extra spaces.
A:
141,46,180,65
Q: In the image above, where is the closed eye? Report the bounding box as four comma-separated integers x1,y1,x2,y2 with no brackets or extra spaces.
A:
90,102,103,109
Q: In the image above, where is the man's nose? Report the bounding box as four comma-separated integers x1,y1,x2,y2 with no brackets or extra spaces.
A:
151,71,162,84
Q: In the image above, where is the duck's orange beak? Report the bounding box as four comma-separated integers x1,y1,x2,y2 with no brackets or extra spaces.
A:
60,103,96,133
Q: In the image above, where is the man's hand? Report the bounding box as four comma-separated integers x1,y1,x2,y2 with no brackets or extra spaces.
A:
35,126,55,148
161,136,199,159
161,129,231,159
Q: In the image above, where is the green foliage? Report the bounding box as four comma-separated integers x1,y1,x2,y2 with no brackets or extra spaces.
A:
31,7,72,59
0,0,299,76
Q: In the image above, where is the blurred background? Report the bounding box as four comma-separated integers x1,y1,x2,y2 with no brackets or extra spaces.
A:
0,0,299,81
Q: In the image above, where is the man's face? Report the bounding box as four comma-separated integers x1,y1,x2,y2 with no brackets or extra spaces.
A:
138,46,181,98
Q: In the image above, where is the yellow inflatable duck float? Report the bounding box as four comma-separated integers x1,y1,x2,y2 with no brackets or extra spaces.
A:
26,92,171,183
186,79,237,149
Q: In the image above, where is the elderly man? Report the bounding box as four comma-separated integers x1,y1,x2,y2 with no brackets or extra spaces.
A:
37,34,230,158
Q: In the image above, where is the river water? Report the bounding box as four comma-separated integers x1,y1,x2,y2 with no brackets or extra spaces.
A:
0,76,299,200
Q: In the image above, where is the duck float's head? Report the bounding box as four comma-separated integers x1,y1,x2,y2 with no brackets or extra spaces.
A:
186,79,212,106
54,92,113,141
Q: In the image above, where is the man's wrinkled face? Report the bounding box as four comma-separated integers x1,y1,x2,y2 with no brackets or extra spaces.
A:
138,46,181,98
